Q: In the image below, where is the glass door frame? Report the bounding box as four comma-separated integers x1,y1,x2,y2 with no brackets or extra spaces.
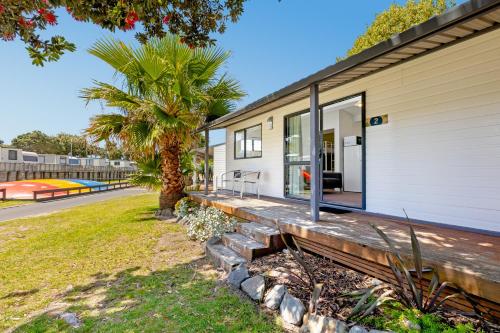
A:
319,92,366,210
283,109,311,200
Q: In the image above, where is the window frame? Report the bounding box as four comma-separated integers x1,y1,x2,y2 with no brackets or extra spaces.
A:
283,109,311,200
233,123,262,159
8,150,18,161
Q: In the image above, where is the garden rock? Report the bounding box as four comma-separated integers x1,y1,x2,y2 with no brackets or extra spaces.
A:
227,265,249,288
280,292,305,326
349,326,368,333
59,312,81,328
241,275,266,301
264,284,286,310
304,314,347,333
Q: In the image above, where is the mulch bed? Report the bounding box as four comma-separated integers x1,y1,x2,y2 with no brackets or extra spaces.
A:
249,250,372,320
248,250,489,331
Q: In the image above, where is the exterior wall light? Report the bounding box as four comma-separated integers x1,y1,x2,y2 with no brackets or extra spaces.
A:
266,116,274,130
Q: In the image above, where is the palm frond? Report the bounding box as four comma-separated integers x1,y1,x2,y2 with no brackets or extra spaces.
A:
129,155,162,190
86,114,126,142
88,37,135,76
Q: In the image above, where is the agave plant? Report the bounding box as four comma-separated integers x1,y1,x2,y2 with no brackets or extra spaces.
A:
347,217,481,319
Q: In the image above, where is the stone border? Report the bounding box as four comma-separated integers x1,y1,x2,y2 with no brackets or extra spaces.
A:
226,263,393,333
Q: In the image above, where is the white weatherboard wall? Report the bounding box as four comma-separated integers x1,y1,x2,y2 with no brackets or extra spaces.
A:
213,144,226,189
225,28,500,232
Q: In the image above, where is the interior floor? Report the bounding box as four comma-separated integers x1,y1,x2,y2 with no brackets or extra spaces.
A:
322,191,362,207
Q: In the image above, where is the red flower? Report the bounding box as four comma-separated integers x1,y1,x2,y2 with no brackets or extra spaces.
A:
162,14,171,24
44,11,57,25
124,11,139,27
38,8,46,15
188,43,194,49
0,4,5,15
180,37,186,44
18,17,34,29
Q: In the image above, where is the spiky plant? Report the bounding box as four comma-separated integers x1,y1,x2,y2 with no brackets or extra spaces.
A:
82,35,244,216
346,221,481,319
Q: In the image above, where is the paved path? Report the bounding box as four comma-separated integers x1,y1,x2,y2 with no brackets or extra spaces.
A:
0,188,149,223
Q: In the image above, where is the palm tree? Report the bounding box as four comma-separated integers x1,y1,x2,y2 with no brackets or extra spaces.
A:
81,35,244,216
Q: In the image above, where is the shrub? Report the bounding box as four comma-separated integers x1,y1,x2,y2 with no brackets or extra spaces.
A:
185,206,237,242
174,197,199,219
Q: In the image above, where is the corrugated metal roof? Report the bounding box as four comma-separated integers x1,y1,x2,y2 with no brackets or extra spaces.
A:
203,0,500,130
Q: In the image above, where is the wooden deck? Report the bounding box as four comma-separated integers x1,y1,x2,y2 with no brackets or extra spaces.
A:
189,192,500,316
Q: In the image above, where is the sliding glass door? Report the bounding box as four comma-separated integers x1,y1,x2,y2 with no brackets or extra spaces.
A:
284,111,311,199
320,94,364,208
284,93,365,209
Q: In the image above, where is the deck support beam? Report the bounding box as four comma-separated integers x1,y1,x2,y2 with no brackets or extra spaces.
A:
309,83,320,222
204,128,210,195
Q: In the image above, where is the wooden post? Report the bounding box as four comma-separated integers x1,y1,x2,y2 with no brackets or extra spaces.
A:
204,128,209,195
309,83,320,222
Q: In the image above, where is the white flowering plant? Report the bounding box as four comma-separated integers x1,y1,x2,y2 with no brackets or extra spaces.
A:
174,197,199,219
186,206,237,242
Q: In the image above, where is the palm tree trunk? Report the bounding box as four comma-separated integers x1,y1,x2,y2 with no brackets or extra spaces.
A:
157,136,184,218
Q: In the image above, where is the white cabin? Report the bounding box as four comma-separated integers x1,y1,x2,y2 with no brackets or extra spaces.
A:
0,148,23,163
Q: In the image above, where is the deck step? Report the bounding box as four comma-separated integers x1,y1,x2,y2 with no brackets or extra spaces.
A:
236,222,285,249
222,232,272,261
205,238,246,272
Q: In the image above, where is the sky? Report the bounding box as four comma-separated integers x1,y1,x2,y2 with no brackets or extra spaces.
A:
0,0,438,145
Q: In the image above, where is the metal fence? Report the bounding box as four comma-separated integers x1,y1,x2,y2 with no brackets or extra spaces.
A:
0,162,136,172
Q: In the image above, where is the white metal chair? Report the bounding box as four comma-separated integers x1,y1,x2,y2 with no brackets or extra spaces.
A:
239,171,262,199
216,170,242,196
215,170,262,199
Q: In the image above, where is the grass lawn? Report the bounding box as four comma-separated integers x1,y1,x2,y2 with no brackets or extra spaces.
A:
0,200,32,209
0,193,281,332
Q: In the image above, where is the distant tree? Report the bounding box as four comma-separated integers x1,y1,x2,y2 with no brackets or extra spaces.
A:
10,130,105,156
0,0,245,66
0,139,4,145
11,130,60,153
104,140,125,160
55,132,105,156
342,0,453,59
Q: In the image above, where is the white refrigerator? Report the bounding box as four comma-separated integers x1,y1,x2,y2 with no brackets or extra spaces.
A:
343,136,362,192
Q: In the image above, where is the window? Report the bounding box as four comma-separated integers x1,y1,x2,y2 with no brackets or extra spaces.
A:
234,124,262,159
235,130,245,159
114,161,121,166
23,154,38,162
8,150,17,161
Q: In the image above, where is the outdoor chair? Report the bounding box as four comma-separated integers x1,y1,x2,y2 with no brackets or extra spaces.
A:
216,170,243,196
215,170,262,199
238,171,262,199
